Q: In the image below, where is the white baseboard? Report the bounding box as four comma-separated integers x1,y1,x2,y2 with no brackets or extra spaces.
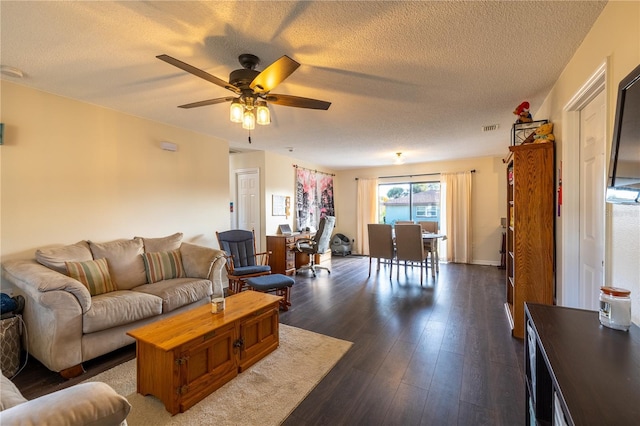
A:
470,260,501,266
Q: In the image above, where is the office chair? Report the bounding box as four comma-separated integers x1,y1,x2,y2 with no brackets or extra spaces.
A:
295,216,336,277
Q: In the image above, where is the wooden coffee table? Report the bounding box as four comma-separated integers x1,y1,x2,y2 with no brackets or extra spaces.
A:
127,290,282,415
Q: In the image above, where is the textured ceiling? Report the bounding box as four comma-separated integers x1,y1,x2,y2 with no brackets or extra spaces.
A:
0,1,606,170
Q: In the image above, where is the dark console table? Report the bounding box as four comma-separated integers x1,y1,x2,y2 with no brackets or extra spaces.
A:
525,303,640,425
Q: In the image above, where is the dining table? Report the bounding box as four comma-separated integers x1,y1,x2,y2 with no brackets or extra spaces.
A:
421,233,446,274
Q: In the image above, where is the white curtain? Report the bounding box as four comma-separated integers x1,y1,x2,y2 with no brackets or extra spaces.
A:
441,171,473,263
356,178,378,255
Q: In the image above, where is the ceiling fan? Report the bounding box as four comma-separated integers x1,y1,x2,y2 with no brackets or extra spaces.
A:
157,53,331,130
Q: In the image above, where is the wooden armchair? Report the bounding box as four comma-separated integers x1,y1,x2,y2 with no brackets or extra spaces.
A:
216,229,271,294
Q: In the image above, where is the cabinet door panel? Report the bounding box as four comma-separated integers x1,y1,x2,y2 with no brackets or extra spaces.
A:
238,307,279,371
179,323,238,411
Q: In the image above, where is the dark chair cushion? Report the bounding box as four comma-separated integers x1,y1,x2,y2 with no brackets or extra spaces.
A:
246,274,294,290
217,229,258,267
232,265,271,276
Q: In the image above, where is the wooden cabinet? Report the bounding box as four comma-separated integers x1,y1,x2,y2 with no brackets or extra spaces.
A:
525,303,640,425
266,233,317,275
127,291,281,415
266,235,297,275
505,142,555,338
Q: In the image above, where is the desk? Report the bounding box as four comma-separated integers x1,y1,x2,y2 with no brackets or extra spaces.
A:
266,233,314,275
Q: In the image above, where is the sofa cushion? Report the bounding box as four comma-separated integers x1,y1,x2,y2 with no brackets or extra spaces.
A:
0,380,130,426
133,278,212,313
142,250,185,283
66,258,116,296
0,374,27,411
35,241,92,274
89,238,147,290
139,232,183,253
83,290,162,334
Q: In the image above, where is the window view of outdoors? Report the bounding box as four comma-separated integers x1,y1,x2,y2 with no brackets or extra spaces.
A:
378,181,441,226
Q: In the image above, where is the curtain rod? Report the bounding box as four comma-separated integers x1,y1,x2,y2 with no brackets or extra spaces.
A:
355,169,475,180
293,164,335,177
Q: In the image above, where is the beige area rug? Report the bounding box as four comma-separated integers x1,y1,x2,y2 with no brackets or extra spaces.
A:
83,324,352,425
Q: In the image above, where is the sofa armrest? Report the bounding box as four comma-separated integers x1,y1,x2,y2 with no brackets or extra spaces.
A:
2,260,91,312
180,243,227,297
0,381,130,426
2,260,88,372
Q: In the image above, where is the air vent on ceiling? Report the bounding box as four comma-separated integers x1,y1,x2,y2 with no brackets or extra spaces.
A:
482,124,500,132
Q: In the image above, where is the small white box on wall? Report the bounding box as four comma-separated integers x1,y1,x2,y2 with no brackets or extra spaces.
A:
160,141,178,152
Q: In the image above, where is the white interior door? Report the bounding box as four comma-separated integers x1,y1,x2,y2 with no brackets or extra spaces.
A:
236,170,261,250
579,90,606,310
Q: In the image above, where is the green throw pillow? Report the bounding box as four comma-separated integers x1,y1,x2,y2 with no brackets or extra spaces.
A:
142,250,186,283
66,258,116,296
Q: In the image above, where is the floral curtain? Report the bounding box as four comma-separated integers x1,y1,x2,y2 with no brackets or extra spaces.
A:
296,167,334,231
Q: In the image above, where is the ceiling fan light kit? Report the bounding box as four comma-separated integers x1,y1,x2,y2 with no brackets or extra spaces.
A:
230,99,243,123
256,101,270,125
157,53,330,134
243,109,256,130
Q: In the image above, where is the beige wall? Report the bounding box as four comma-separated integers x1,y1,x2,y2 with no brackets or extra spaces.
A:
230,152,505,266
229,150,334,250
334,156,506,265
536,1,640,324
0,82,230,263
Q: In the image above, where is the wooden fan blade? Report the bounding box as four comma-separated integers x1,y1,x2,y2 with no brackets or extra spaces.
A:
250,55,300,94
178,97,235,109
157,54,240,94
265,94,331,110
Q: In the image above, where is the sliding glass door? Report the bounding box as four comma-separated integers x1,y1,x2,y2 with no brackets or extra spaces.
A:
378,181,441,225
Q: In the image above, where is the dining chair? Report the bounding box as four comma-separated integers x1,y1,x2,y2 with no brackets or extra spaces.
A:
418,221,438,233
216,229,271,294
394,224,429,285
418,221,439,273
395,221,415,225
367,224,394,279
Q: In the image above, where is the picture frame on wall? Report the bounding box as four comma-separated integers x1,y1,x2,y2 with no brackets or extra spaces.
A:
272,195,289,216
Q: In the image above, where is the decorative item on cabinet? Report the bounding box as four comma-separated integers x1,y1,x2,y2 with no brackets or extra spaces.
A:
511,119,548,146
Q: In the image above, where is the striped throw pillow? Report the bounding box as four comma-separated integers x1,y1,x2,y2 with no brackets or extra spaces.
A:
66,258,116,296
142,250,186,283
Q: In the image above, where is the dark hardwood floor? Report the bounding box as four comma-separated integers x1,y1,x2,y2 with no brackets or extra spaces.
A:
12,256,525,425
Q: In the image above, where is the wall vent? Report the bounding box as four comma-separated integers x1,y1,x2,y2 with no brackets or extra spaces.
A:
482,124,500,132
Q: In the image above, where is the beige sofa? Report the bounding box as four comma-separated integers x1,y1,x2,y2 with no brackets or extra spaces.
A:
1,233,226,377
0,373,131,426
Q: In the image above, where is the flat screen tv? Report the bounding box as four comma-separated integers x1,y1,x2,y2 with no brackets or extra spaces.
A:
606,63,640,204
